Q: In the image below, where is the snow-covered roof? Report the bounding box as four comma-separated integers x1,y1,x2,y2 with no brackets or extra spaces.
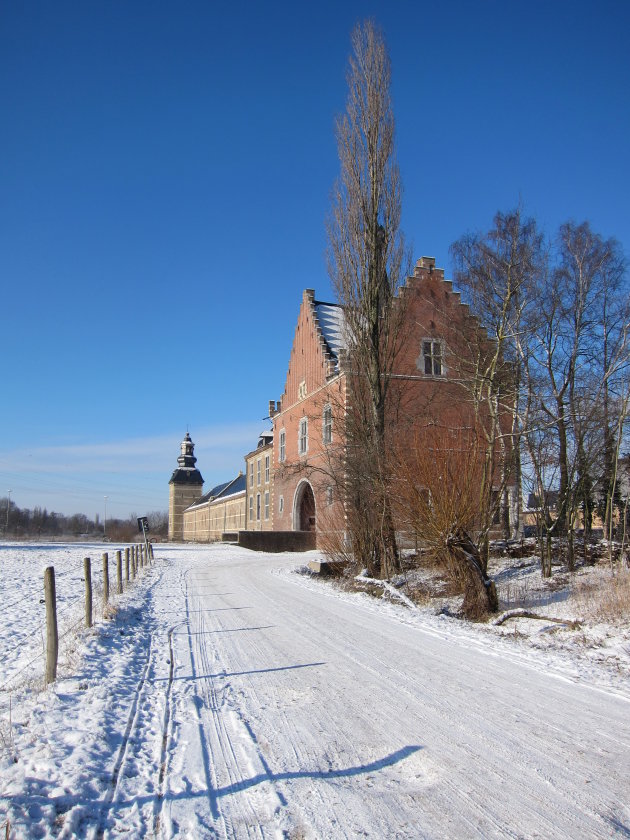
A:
314,301,347,360
187,474,246,509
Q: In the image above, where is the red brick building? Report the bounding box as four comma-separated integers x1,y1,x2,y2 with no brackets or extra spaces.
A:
269,288,347,539
270,257,517,547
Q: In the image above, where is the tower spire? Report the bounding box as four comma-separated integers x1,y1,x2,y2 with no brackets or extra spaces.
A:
168,431,204,540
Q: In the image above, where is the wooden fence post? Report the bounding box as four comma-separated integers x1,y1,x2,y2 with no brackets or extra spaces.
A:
44,566,58,684
139,544,144,568
102,552,109,607
131,546,136,580
125,547,130,583
84,557,92,628
116,550,123,594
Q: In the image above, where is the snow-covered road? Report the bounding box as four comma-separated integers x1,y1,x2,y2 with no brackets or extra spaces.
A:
2,543,630,838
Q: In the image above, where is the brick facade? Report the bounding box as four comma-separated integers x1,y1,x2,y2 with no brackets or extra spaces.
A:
269,259,517,547
270,290,347,546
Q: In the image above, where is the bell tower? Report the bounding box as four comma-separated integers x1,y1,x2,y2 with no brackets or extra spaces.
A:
168,432,204,540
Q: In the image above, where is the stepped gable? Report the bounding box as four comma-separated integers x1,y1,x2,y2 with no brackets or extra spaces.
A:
275,289,346,414
313,298,346,373
402,256,491,342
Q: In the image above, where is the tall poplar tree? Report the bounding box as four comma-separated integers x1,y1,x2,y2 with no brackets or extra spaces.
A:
327,20,408,578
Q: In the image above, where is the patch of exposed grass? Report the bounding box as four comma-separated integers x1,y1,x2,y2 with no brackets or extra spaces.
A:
572,568,630,623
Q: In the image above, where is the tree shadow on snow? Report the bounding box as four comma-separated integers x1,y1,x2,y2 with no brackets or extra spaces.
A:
151,660,327,683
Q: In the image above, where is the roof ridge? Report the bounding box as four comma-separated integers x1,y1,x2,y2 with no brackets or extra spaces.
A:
215,474,241,499
313,298,342,308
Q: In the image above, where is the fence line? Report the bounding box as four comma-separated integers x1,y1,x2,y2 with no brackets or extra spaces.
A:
0,541,156,700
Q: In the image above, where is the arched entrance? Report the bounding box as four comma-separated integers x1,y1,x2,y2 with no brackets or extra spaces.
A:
293,481,316,532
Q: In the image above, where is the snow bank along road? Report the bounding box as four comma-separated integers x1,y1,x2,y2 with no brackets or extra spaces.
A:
3,543,630,838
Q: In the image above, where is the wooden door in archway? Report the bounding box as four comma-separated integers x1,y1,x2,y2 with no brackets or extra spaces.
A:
298,483,316,532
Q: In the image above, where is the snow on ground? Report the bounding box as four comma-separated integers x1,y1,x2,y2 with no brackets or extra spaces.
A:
0,541,629,838
0,542,115,697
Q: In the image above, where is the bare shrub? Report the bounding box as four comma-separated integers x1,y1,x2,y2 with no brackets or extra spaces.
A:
573,568,630,622
392,425,498,619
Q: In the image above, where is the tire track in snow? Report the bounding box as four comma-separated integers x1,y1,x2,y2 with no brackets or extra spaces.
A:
83,631,156,840
90,565,183,840
188,578,263,838
152,623,176,836
266,566,625,838
181,569,287,838
155,571,228,838
186,564,377,838
206,560,612,839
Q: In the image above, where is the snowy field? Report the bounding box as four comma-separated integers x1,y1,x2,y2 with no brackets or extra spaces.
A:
0,541,629,838
0,542,119,697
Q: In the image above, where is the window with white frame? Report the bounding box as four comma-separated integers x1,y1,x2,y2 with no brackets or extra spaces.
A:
298,417,308,455
322,404,332,445
257,458,261,485
256,493,261,521
265,454,270,483
264,491,269,520
279,429,286,462
249,462,254,487
421,340,444,377
249,495,254,522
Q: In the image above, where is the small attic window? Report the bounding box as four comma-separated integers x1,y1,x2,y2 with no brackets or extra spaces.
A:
298,380,307,400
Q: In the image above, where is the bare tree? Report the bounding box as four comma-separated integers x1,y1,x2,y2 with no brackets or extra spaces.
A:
327,20,409,579
526,222,628,569
450,208,544,565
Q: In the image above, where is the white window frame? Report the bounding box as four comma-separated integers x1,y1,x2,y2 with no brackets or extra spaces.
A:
322,404,332,445
249,462,254,487
256,493,261,521
279,429,286,462
249,495,254,522
264,491,269,520
420,339,445,377
257,458,261,486
298,417,308,455
265,454,270,483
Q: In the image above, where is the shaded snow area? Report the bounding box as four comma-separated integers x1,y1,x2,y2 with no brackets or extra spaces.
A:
0,542,629,839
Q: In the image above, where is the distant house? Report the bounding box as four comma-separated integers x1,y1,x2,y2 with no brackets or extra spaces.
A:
183,473,246,541
168,432,246,542
168,431,277,543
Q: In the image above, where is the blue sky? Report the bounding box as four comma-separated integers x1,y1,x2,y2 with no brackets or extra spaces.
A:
1,0,628,520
